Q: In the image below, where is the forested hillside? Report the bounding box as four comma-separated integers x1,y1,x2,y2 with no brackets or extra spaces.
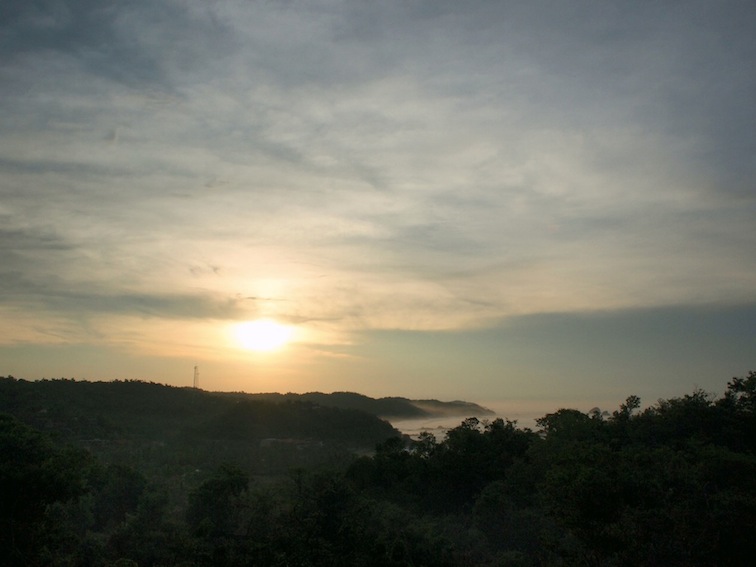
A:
0,378,400,478
242,391,493,419
2,372,756,566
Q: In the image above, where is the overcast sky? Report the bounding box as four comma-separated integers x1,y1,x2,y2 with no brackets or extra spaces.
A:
1,1,754,412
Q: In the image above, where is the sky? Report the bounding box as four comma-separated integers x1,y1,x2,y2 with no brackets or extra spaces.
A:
1,0,755,414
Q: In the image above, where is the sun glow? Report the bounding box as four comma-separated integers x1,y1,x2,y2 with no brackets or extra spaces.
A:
234,319,293,352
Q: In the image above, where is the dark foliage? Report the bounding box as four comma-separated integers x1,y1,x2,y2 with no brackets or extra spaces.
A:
218,390,493,419
0,377,399,477
1,372,755,566
0,414,93,566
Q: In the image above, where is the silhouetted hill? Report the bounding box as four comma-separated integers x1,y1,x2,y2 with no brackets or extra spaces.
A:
410,398,494,417
0,377,401,476
235,390,494,418
0,376,495,479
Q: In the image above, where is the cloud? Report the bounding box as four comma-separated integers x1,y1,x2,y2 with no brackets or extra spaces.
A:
0,0,754,345
355,301,756,400
0,269,244,318
0,0,236,89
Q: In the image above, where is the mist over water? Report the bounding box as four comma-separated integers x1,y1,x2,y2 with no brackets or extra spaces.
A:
389,399,616,439
388,402,538,440
389,415,474,440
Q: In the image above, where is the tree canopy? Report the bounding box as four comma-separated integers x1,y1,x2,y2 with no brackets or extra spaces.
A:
2,372,755,565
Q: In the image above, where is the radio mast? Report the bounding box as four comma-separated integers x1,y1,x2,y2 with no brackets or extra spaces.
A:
193,365,199,389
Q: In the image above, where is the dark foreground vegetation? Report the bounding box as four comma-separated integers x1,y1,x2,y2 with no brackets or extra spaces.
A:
2,373,756,566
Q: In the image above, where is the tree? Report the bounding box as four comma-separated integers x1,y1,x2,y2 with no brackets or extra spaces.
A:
0,414,91,566
721,370,756,413
186,465,249,538
612,395,641,421
92,464,147,530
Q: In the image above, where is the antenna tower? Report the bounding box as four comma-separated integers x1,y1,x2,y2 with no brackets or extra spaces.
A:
193,365,199,389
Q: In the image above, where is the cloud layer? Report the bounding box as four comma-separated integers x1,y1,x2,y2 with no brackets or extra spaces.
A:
1,1,754,390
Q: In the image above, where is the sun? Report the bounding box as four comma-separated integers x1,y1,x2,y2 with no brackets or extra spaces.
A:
234,319,293,352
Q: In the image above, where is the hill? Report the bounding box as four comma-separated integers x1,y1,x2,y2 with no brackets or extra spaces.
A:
237,390,494,418
0,377,401,476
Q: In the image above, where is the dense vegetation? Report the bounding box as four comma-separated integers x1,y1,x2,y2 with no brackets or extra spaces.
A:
240,391,493,419
0,378,403,478
2,372,756,566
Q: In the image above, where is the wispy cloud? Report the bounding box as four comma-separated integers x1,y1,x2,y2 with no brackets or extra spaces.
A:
1,1,754,374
